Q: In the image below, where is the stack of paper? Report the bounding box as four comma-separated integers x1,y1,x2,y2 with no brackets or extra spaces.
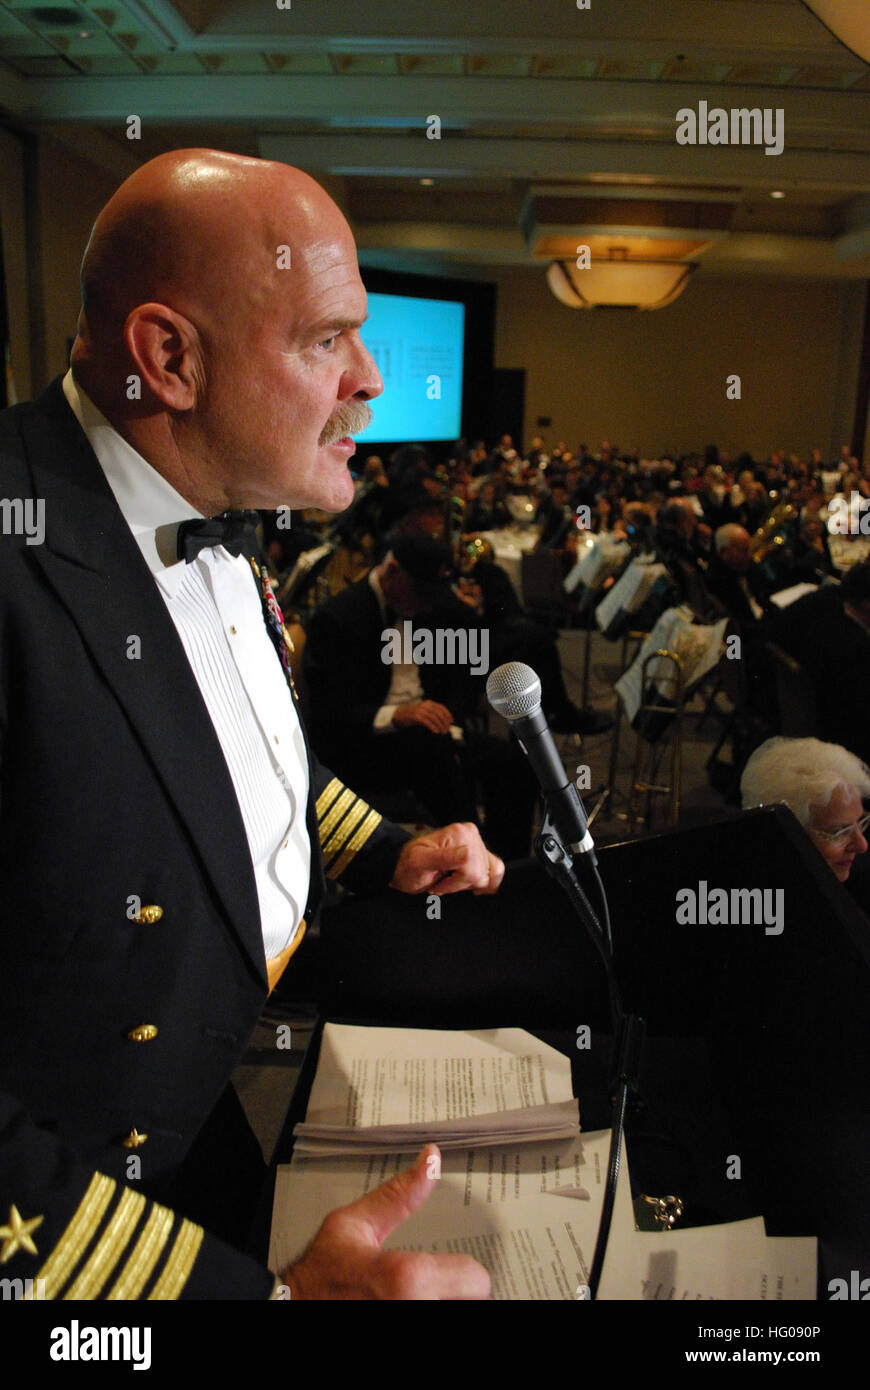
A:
271,1023,817,1299
292,1024,580,1158
615,606,727,724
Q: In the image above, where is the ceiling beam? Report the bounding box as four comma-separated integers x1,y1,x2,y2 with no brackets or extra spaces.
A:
258,134,870,194
143,30,866,71
355,222,527,263
189,0,858,64
16,73,870,134
354,223,868,279
122,0,196,49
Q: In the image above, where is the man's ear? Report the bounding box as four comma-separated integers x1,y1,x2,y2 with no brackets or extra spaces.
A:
124,303,204,411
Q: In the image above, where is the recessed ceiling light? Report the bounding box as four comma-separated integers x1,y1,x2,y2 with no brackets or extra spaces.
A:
771,190,786,199
420,177,434,187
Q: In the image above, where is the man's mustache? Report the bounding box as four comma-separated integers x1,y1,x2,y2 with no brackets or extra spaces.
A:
319,400,373,447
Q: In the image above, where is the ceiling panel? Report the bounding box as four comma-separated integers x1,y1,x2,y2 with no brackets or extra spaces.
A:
1,0,869,279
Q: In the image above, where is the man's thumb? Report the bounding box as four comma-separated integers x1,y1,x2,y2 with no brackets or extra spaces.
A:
348,1143,441,1247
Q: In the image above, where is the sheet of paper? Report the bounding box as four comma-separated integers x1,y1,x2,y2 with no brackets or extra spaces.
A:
270,1129,634,1300
615,608,726,723
769,582,819,609
596,557,666,632
598,1215,817,1301
300,1024,574,1131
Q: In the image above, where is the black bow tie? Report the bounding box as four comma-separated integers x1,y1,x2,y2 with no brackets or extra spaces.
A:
176,511,260,563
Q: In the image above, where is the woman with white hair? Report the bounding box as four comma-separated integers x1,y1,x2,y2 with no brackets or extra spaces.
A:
740,737,870,883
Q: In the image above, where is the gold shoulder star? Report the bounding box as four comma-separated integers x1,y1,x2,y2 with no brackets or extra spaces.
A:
0,1205,44,1263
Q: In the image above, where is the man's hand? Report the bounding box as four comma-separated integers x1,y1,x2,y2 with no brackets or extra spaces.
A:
390,822,504,896
282,1144,491,1300
391,701,453,735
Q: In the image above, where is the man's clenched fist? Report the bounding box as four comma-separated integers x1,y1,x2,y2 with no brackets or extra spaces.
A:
390,822,504,896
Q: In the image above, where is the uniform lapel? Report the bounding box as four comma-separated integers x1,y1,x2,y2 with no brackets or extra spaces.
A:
22,380,268,987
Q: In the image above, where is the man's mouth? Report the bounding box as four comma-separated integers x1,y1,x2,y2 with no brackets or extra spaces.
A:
319,401,373,448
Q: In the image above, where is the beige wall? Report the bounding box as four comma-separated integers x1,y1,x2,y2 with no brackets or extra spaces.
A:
0,128,31,401
492,266,866,461
34,136,121,387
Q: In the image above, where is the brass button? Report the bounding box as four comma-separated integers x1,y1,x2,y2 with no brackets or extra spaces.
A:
122,1129,148,1149
127,1024,158,1043
132,905,163,925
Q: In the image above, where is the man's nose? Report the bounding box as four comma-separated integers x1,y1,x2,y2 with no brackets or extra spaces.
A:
345,336,383,401
847,825,868,853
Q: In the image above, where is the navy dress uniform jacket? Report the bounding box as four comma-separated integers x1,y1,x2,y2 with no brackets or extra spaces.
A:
0,378,409,1299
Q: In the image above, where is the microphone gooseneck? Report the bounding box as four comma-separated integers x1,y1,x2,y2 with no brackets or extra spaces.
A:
489,663,641,1305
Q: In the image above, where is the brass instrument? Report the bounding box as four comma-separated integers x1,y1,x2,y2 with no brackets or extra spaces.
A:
458,533,494,574
749,494,798,566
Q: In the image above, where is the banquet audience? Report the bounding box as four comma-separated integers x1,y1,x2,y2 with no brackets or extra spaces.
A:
279,425,866,828
303,532,538,860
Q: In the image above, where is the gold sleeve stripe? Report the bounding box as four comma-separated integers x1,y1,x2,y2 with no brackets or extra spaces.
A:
63,1188,146,1300
321,799,370,865
315,777,343,820
105,1202,174,1301
147,1219,204,1301
317,788,356,847
31,1172,116,1299
327,808,383,880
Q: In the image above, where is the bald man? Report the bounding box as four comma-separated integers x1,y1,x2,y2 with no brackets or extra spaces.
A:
0,150,496,1300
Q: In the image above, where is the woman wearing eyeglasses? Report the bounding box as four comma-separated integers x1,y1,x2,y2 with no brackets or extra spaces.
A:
740,736,870,884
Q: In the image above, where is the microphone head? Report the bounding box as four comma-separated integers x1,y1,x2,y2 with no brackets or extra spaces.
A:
486,662,542,721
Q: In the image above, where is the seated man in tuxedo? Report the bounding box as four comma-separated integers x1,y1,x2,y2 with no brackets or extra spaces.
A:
535,479,574,551
654,498,717,619
304,532,538,861
0,150,497,1302
707,524,774,626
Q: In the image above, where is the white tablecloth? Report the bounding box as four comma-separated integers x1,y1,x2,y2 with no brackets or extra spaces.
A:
829,536,870,573
479,525,540,603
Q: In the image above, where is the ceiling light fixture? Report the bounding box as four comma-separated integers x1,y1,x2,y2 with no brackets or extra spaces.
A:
546,258,695,310
770,190,786,199
802,1,870,64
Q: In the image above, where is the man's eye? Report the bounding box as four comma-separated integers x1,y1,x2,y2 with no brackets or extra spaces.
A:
318,335,338,351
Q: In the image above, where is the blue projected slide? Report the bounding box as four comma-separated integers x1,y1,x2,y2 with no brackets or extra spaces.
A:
355,292,465,444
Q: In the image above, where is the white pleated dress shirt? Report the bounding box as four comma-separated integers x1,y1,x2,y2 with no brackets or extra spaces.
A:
62,370,310,961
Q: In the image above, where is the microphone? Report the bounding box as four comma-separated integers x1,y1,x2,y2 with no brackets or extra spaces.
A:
486,661,596,861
